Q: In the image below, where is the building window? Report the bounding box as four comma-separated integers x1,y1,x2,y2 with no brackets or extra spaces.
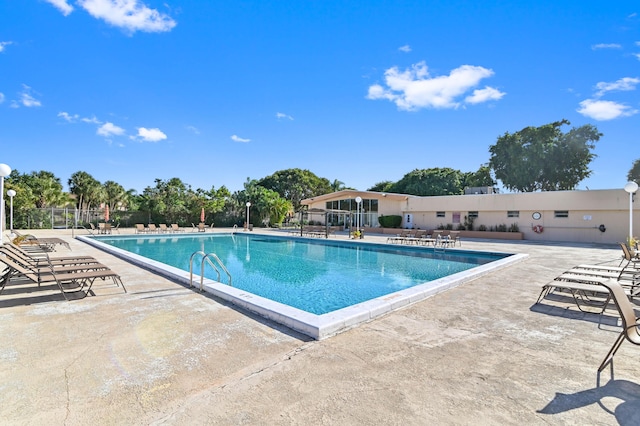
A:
554,210,569,218
436,211,445,218
507,211,519,218
468,211,479,218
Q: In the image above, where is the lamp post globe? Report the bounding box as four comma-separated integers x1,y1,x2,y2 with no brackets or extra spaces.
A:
0,163,12,245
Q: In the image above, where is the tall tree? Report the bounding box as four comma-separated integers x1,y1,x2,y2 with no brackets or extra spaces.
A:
103,180,127,210
462,164,497,192
68,171,102,221
489,119,601,192
389,168,465,196
257,168,332,210
628,159,640,183
367,181,394,192
330,179,346,192
21,171,70,208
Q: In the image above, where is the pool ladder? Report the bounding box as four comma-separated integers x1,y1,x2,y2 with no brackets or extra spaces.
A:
189,251,232,291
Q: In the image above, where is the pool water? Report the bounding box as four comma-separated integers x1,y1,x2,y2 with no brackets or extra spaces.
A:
96,233,509,315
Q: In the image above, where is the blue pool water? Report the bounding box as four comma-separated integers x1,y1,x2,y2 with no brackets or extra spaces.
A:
96,233,510,315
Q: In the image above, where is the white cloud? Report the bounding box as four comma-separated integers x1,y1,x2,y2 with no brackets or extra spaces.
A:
591,43,622,50
58,111,80,122
0,93,4,104
635,53,640,61
97,122,125,137
276,112,293,120
19,85,42,107
231,135,250,143
577,99,638,120
77,0,176,33
465,86,505,104
594,77,640,97
81,115,101,124
398,45,411,53
367,61,503,110
0,41,12,53
44,0,74,16
136,127,167,142
186,125,200,134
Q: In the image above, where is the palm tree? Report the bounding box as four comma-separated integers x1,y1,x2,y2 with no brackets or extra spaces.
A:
330,179,346,192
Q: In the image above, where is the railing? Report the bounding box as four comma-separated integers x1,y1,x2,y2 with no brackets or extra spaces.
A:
189,251,232,291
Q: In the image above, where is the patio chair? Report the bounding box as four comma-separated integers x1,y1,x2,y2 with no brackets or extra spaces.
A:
536,274,613,314
387,229,411,244
0,245,101,269
147,224,158,233
597,279,640,372
135,224,148,234
0,250,110,283
618,242,640,270
0,255,125,299
5,242,95,263
404,230,427,245
158,224,169,233
449,231,462,246
12,231,70,251
170,224,184,232
197,222,207,232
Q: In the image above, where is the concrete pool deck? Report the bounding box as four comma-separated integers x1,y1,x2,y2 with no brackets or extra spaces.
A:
1,228,639,424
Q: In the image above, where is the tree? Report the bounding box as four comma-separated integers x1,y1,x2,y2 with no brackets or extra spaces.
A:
330,179,346,192
462,164,497,192
628,159,640,183
257,168,332,211
389,168,465,196
20,171,70,208
103,181,128,210
69,171,102,222
367,181,394,192
489,120,601,192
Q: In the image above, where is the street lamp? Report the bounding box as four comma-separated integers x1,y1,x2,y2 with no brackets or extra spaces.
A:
0,163,12,245
624,181,638,246
7,189,16,238
355,196,362,237
246,202,251,231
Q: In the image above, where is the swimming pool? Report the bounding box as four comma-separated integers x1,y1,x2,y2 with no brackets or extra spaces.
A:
78,232,527,339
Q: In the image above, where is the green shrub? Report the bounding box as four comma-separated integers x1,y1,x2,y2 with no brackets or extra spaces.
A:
478,224,487,231
509,223,520,232
378,215,402,228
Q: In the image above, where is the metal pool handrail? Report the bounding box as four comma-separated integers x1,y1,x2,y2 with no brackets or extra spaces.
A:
189,251,232,291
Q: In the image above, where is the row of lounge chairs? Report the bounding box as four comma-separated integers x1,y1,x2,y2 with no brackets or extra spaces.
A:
535,242,640,371
135,223,186,234
0,242,126,300
387,230,461,247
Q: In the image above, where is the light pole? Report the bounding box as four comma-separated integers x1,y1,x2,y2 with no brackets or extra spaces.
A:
355,196,362,237
246,202,251,231
0,163,12,245
7,189,16,238
624,181,638,246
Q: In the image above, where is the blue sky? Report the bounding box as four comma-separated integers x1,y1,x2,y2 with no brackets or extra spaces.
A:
1,0,638,194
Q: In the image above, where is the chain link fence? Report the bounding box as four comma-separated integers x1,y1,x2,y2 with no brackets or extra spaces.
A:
6,208,149,230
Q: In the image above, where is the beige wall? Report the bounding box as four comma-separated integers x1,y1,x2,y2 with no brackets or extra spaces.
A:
302,189,638,244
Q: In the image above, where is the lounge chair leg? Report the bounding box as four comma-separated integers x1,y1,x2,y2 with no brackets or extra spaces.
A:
598,332,626,372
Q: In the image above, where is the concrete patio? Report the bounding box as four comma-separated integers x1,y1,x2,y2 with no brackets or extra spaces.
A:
1,228,638,425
